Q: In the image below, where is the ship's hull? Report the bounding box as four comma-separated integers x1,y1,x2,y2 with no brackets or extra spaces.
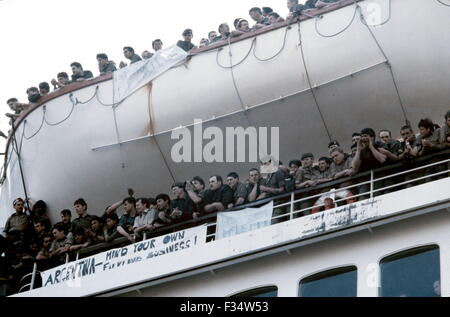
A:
1,0,450,223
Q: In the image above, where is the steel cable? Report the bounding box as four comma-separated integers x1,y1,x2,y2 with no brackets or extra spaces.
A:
314,1,358,38
357,4,410,126
72,88,97,105
216,38,255,69
43,103,76,126
23,112,45,141
437,0,450,7
297,21,333,142
252,26,290,62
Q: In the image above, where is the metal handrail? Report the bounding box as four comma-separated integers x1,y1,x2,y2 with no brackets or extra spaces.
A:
74,149,450,258
23,152,450,292
18,262,38,292
23,150,449,291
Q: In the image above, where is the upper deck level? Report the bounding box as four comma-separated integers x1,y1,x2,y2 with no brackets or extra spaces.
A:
12,150,450,297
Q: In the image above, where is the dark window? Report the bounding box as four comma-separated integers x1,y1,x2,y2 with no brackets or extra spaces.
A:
231,286,278,297
380,245,440,297
299,266,357,297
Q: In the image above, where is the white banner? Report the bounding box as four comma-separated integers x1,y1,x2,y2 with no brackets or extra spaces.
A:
216,202,274,240
113,45,187,104
40,225,207,288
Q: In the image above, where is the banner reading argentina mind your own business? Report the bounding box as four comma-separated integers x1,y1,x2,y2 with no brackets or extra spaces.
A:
41,225,207,287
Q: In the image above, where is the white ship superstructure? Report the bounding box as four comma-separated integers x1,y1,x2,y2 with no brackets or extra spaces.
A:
1,0,450,297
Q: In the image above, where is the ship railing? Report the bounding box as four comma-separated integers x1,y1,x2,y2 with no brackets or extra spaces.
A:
75,149,449,256
267,157,450,222
17,262,39,293
202,151,450,240
20,149,449,293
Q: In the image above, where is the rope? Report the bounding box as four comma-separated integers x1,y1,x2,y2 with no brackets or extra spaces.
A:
297,21,333,142
216,38,255,69
147,85,176,184
5,124,25,168
71,88,97,105
11,132,31,211
224,37,254,129
23,112,45,141
43,103,76,126
70,86,123,108
226,38,247,110
437,0,450,7
110,77,127,171
153,136,176,184
252,26,290,62
357,4,410,126
96,88,125,108
314,1,358,38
